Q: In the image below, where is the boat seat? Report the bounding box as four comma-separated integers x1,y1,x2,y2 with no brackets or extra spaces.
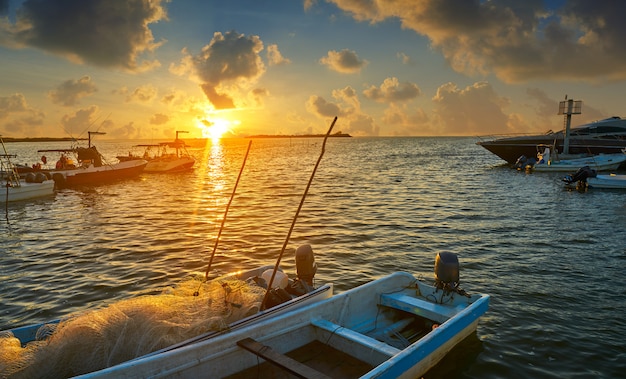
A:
237,337,331,379
311,318,400,357
379,292,457,324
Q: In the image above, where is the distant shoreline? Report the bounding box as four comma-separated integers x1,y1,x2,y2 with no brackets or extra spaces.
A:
247,132,352,138
2,137,84,143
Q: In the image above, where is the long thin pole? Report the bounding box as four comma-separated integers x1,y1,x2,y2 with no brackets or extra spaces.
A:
261,116,337,309
199,140,252,286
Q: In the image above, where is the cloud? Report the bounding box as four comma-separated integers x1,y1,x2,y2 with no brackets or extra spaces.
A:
320,49,367,73
0,93,30,119
328,0,626,83
0,0,8,16
0,93,45,136
431,81,512,135
60,105,101,136
397,52,414,65
306,86,379,136
171,31,266,110
48,76,97,106
363,77,421,103
118,85,158,103
0,93,45,135
382,104,431,136
150,113,169,125
108,121,140,139
0,0,167,72
250,87,269,107
267,44,291,66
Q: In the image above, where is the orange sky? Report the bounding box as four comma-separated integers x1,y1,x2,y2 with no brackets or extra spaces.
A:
1,0,625,139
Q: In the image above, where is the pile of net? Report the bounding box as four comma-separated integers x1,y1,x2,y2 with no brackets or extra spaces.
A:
0,277,266,378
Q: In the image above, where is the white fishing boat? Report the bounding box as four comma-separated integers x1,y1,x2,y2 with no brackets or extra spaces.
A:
1,136,54,202
77,252,490,379
143,131,195,173
38,131,147,188
562,166,626,189
523,145,626,172
0,248,332,378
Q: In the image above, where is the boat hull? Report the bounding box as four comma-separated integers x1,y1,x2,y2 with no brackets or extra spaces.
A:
77,272,489,379
2,265,332,376
51,160,147,188
143,156,195,173
532,153,626,172
588,174,626,189
477,136,626,164
1,180,54,202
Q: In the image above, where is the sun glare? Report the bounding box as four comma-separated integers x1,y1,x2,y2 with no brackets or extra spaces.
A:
199,117,238,141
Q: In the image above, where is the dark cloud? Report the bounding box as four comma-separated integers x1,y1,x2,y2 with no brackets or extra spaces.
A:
1,0,167,71
0,0,8,16
328,0,626,83
173,31,266,110
48,76,97,106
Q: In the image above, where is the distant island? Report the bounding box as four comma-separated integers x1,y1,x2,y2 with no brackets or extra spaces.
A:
2,137,84,143
247,131,351,138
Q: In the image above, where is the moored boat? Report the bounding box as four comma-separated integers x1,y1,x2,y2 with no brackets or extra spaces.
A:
0,251,332,378
1,136,55,202
518,145,626,172
76,252,489,379
477,116,626,164
118,133,195,173
563,166,626,189
38,131,147,188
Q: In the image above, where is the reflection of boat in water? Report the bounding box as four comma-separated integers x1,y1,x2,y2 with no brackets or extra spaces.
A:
80,253,489,379
38,131,147,188
1,136,54,202
477,116,626,164
117,131,195,173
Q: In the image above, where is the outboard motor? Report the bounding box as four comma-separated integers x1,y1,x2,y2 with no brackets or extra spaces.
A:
514,155,536,170
562,165,597,184
514,155,527,169
286,244,317,297
295,244,317,286
434,252,468,297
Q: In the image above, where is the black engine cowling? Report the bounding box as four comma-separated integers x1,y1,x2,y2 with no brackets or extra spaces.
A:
562,165,597,184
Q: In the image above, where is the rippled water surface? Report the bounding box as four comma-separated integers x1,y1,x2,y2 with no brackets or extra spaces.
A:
1,137,625,378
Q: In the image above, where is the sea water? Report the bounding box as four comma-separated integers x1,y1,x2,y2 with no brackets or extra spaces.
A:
0,137,624,378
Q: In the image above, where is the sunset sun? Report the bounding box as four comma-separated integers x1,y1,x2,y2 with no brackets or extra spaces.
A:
199,117,238,140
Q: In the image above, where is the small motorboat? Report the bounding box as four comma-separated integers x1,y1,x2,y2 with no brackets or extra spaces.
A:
76,252,490,379
38,131,148,188
1,137,54,202
143,131,195,173
516,145,626,172
0,246,332,378
563,166,626,189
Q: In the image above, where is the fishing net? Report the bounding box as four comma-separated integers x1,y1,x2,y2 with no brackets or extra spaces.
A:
0,277,266,378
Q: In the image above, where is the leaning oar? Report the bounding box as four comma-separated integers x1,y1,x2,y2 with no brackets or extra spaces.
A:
261,116,337,310
193,140,252,296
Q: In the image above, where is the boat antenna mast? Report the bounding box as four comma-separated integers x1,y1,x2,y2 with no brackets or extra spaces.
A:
558,95,582,155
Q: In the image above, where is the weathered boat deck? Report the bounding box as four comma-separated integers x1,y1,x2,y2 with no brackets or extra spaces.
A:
225,340,374,379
